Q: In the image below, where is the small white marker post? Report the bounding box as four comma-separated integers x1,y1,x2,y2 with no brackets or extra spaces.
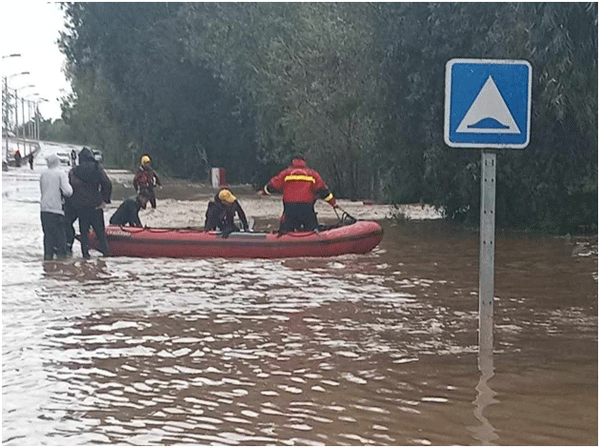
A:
479,150,496,356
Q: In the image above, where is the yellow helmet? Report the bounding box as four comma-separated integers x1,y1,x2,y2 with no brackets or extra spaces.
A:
218,189,236,204
141,155,151,165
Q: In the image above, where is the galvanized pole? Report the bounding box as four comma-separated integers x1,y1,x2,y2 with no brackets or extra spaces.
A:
3,77,8,163
479,150,496,356
35,101,40,141
21,97,25,150
14,90,20,157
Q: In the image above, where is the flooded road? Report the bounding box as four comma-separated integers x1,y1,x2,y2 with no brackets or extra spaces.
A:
2,151,597,445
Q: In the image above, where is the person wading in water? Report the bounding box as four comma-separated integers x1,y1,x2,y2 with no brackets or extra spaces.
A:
133,155,161,209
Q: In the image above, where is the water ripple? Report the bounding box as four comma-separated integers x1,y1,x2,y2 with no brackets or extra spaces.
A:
3,193,597,445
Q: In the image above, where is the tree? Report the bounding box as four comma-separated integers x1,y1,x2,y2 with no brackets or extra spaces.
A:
58,2,597,232
59,2,258,181
374,2,597,231
180,3,382,197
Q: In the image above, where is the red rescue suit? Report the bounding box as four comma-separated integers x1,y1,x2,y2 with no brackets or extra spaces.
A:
263,157,337,232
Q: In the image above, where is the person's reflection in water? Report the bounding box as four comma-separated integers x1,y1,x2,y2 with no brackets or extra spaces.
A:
42,258,109,283
468,349,499,445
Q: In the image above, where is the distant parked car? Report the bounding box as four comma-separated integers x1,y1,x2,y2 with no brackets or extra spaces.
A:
55,151,72,167
92,149,103,163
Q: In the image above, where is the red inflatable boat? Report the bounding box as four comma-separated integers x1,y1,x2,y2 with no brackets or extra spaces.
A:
84,221,383,259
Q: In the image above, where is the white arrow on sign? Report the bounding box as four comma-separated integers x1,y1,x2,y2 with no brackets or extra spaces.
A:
457,75,521,134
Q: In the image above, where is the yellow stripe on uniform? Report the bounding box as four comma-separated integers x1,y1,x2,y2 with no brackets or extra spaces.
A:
324,193,334,202
284,175,316,183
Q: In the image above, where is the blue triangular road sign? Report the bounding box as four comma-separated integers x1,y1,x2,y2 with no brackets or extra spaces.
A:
445,59,531,148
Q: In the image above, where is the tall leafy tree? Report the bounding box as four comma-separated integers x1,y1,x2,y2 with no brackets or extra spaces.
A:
374,2,597,231
180,3,382,196
59,2,258,181
58,2,596,232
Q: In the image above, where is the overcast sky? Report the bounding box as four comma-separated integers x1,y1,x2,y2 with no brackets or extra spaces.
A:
2,1,71,120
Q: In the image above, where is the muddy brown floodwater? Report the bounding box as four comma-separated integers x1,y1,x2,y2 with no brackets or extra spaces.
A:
2,145,597,445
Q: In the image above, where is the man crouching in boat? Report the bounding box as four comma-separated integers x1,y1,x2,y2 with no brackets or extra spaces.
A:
109,191,151,227
205,189,249,238
262,155,338,234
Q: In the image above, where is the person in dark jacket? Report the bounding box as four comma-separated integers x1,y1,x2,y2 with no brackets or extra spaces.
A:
109,192,150,227
64,198,77,255
133,155,161,209
204,189,249,238
262,155,338,233
69,147,112,259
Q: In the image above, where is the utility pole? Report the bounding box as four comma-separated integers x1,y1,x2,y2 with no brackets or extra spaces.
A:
2,55,24,166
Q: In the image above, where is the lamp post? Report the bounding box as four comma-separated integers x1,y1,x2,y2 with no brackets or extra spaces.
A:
35,98,48,142
2,54,25,126
3,70,30,165
23,96,34,145
6,73,30,124
2,54,20,167
13,84,35,156
25,94,38,142
4,72,30,129
24,93,45,145
7,71,30,80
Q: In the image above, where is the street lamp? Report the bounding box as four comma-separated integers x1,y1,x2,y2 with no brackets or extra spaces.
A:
23,94,37,141
2,56,26,165
4,72,31,140
7,71,30,79
12,84,36,155
24,93,44,142
13,83,35,91
31,97,48,141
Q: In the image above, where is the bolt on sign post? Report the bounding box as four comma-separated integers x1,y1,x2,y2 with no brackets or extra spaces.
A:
444,59,532,356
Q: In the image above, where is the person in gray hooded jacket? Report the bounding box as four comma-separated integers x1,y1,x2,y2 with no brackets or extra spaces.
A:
40,153,73,260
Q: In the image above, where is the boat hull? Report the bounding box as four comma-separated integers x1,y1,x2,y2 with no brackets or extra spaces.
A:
84,221,383,259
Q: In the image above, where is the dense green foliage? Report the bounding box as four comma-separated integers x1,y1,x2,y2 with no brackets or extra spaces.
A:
57,2,597,233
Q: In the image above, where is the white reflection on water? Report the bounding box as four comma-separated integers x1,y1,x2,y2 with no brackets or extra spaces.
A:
468,351,499,445
3,252,479,445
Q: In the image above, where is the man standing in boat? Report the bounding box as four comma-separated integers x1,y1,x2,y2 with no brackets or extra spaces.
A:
262,155,338,233
205,188,249,238
109,191,151,227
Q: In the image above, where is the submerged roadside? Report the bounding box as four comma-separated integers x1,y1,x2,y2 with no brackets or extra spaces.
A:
106,169,442,231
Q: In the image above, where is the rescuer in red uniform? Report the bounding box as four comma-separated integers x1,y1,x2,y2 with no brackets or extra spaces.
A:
263,155,338,233
133,155,161,209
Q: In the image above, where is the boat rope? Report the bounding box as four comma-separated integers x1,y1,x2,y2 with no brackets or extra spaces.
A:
333,206,358,225
113,226,147,234
113,226,203,234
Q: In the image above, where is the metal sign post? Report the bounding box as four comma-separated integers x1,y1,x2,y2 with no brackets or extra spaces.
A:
479,150,496,354
445,58,531,357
